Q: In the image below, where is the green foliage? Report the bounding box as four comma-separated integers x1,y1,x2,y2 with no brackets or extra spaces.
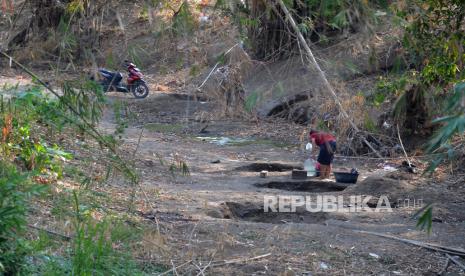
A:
54,17,78,65
235,0,384,59
372,93,386,107
112,100,129,138
215,0,249,15
244,91,259,112
372,74,416,108
298,19,313,35
172,1,195,35
105,52,117,70
164,154,190,177
22,191,146,275
0,49,146,272
296,0,384,32
189,64,201,77
413,204,433,234
169,160,190,177
0,162,44,275
388,0,465,129
1,82,19,92
317,119,331,131
12,86,63,128
393,0,465,229
1,89,72,175
16,134,71,175
0,87,75,273
66,0,86,15
239,17,259,29
175,56,185,70
426,82,465,171
70,192,143,275
128,44,149,69
399,0,465,86
364,114,377,132
138,4,150,21
214,0,252,40
61,80,105,125
0,77,144,273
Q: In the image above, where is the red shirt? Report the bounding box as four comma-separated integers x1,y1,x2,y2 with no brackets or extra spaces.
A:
310,132,336,146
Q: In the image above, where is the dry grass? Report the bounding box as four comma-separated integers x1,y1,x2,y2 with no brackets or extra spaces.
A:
201,45,257,120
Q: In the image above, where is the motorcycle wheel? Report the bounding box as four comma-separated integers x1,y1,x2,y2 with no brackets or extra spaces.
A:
131,81,149,99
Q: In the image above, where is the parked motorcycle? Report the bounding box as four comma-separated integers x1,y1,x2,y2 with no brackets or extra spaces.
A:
94,61,149,99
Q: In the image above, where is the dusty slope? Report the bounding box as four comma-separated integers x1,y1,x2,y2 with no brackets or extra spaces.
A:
97,91,465,275
2,2,465,274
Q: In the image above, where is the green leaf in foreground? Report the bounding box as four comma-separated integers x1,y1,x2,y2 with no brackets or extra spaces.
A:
413,204,433,234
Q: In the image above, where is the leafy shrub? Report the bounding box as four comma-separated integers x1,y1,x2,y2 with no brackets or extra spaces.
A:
68,192,145,275
1,88,72,176
388,0,465,130
0,162,43,274
426,82,465,171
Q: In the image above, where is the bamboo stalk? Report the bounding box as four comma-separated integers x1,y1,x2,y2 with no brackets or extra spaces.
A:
274,0,383,158
356,230,465,257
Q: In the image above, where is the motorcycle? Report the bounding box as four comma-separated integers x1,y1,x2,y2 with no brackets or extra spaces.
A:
94,61,149,99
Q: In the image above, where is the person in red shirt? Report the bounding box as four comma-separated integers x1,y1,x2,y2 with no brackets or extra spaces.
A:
309,129,337,179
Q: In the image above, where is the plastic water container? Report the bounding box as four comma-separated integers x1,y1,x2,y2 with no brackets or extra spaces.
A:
304,158,317,177
305,143,313,151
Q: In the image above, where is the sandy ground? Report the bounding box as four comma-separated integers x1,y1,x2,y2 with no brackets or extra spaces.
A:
1,70,464,274
94,91,465,275
3,2,464,274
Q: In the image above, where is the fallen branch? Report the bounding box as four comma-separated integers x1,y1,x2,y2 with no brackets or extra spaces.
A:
355,230,465,257
197,43,239,90
439,257,450,275
212,253,271,267
397,124,412,167
446,254,465,271
274,0,383,158
28,224,72,241
158,260,192,276
195,258,213,276
193,263,204,276
171,260,179,276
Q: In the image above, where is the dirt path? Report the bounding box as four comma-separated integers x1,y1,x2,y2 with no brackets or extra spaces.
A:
97,92,465,274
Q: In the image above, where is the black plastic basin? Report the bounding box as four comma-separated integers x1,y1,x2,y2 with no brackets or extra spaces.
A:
333,172,359,184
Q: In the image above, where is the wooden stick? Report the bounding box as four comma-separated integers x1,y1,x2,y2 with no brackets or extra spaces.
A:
171,260,179,276
274,0,382,158
195,259,213,276
193,263,205,276
158,260,192,276
355,230,465,257
28,224,72,241
439,257,450,275
397,124,412,167
446,254,465,271
197,43,239,90
212,253,272,266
